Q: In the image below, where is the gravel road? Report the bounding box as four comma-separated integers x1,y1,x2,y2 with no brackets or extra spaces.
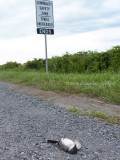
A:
0,81,120,160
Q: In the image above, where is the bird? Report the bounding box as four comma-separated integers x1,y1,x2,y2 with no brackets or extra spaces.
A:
47,138,81,154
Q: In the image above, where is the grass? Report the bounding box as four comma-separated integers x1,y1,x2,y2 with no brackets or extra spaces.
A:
0,70,119,124
0,70,120,104
68,106,120,125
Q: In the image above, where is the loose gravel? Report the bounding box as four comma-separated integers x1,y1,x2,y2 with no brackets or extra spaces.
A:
0,81,120,160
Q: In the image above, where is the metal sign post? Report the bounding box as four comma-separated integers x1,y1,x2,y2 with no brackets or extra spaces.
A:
35,0,54,73
45,34,48,73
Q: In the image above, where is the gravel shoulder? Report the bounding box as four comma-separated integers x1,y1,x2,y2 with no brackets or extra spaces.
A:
0,81,120,160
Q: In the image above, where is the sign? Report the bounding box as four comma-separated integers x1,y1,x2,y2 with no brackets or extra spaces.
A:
37,28,54,34
35,0,54,73
35,0,54,30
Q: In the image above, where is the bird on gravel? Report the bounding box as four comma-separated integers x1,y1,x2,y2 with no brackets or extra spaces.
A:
47,138,81,154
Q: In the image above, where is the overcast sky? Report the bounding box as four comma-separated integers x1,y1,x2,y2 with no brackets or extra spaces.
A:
0,0,120,64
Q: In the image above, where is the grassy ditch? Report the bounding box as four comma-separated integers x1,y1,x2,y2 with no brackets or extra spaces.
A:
68,106,120,125
0,71,120,104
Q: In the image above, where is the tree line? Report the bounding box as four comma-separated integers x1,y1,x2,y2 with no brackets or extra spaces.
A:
0,45,120,73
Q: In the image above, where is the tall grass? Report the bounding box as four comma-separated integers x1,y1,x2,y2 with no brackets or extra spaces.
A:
0,71,120,104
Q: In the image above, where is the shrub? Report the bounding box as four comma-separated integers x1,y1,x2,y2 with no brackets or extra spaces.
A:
0,62,21,70
24,58,45,71
0,45,120,73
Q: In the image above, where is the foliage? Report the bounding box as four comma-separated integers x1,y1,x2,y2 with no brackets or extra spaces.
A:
48,45,120,73
108,46,120,72
0,62,21,70
24,58,45,71
68,106,81,115
0,45,120,73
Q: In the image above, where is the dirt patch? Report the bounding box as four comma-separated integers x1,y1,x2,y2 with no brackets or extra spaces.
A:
7,83,120,116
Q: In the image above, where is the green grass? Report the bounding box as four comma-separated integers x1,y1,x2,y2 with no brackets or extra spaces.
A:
68,106,81,116
0,71,120,104
68,107,120,125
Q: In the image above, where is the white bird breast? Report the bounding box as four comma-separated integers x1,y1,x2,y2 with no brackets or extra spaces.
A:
60,138,75,151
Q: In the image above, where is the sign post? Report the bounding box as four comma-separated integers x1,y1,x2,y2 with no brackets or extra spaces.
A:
45,34,48,72
35,0,54,73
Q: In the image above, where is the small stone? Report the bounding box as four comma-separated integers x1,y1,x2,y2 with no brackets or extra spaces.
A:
103,154,109,159
83,155,87,158
21,152,24,155
67,158,73,160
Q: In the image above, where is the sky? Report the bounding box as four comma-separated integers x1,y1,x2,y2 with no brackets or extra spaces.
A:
0,0,120,64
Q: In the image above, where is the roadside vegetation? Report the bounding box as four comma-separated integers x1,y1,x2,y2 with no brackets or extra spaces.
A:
68,106,120,125
0,71,120,105
0,45,120,105
0,45,120,73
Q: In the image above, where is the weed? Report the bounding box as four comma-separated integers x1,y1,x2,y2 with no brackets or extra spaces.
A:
47,103,53,107
39,98,44,102
68,106,81,115
68,106,120,125
90,110,108,119
0,71,120,104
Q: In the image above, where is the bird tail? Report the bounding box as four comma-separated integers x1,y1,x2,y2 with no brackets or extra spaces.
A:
47,139,58,143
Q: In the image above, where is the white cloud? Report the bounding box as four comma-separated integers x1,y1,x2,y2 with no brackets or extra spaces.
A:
0,0,35,38
49,27,120,55
0,35,44,64
0,0,120,64
0,27,120,64
54,0,120,36
102,0,120,11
